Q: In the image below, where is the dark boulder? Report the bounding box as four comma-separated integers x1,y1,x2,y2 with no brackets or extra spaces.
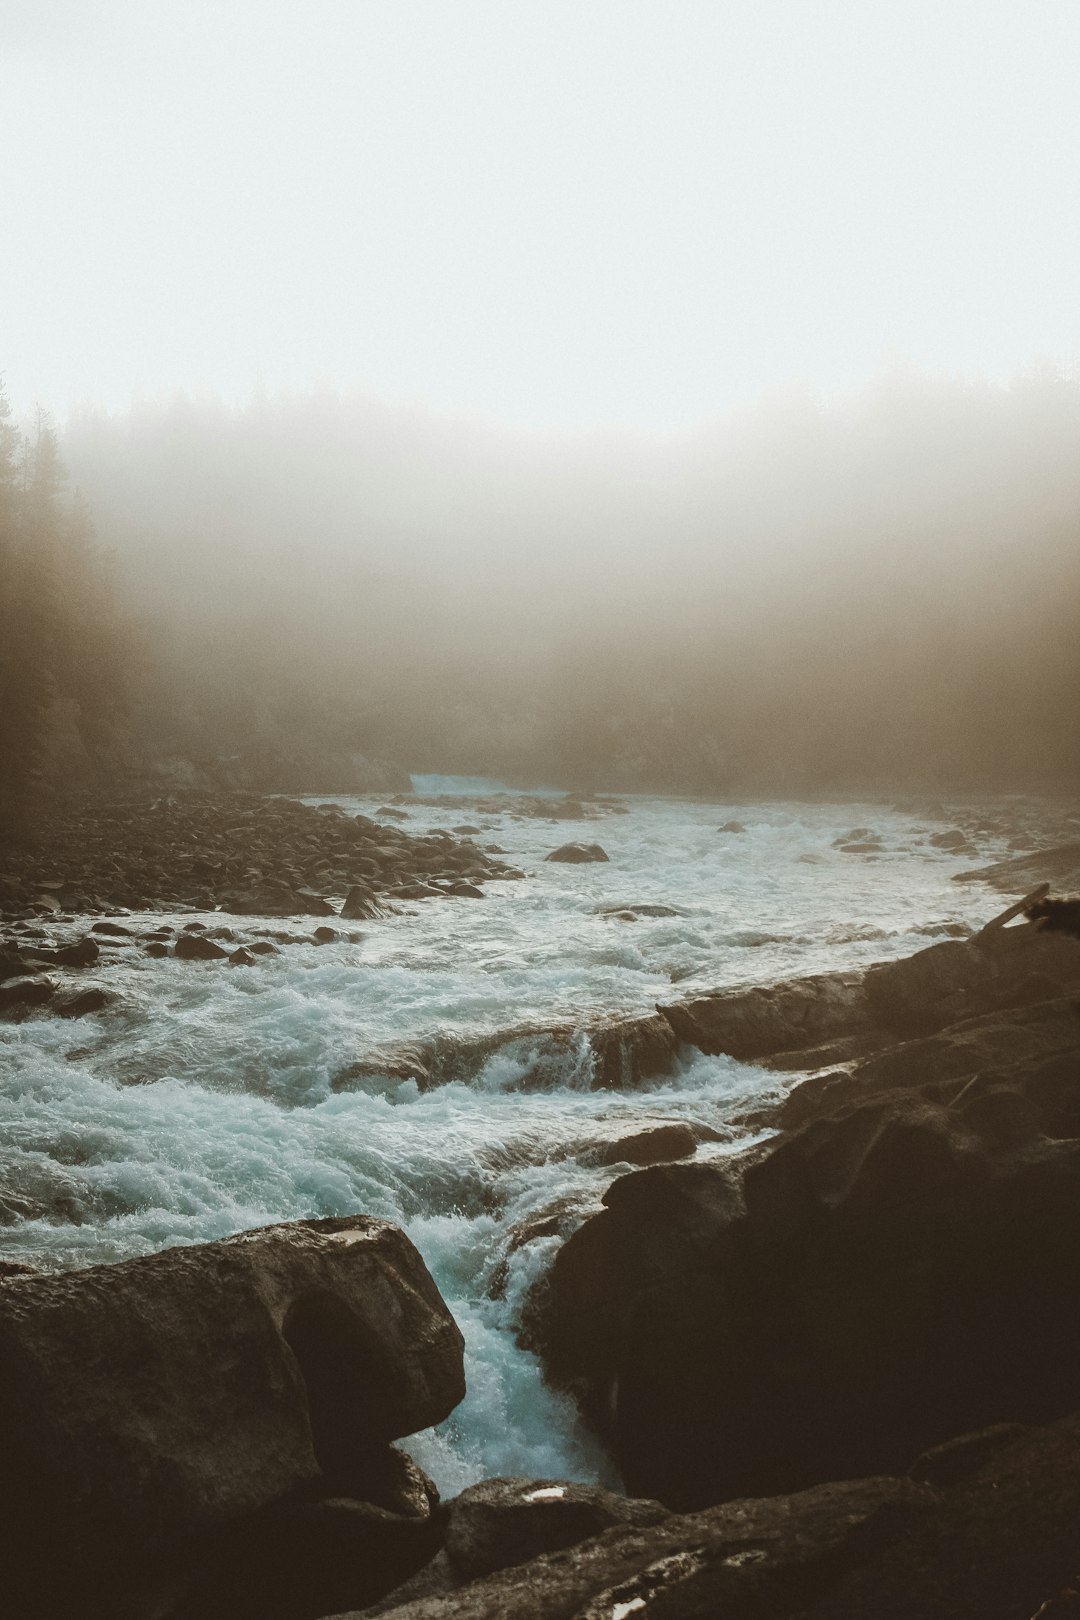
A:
544,844,609,864
532,1067,1080,1510
0,1216,465,1611
229,947,257,967
580,1123,700,1169
52,936,100,967
175,933,231,961
55,986,112,1018
0,976,57,1017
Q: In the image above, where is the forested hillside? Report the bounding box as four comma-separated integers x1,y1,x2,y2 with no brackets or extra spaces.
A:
3,367,1079,828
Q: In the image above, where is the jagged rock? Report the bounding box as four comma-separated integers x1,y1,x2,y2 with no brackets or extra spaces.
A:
544,844,609,864
532,1067,1080,1510
443,1478,669,1581
175,933,231,961
955,841,1080,893
340,886,382,919
229,947,257,967
325,1475,934,1620
588,1013,681,1090
0,1216,465,1611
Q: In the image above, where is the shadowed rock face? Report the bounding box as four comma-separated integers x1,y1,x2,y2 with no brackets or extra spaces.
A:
0,1217,465,1608
530,1024,1080,1511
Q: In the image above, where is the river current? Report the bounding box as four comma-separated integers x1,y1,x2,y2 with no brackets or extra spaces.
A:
0,783,1013,1490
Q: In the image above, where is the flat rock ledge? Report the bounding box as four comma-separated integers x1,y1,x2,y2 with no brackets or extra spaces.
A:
324,1413,1080,1619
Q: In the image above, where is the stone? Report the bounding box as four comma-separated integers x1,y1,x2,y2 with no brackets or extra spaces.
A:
443,1478,669,1581
341,885,382,920
145,940,170,957
544,844,609,864
581,1123,699,1169
718,819,746,833
51,936,100,968
175,933,231,961
55,987,112,1018
313,927,338,944
327,1475,934,1620
0,976,57,1016
91,921,133,936
229,947,257,967
0,1216,465,1609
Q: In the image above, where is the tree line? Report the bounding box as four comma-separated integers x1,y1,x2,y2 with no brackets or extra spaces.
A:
0,381,133,839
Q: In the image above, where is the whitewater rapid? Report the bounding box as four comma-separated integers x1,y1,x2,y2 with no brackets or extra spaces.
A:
0,786,1013,1489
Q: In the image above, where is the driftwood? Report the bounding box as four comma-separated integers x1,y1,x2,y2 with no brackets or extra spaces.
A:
977,882,1050,936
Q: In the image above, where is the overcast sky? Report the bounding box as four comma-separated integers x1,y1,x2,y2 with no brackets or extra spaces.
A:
2,0,1079,431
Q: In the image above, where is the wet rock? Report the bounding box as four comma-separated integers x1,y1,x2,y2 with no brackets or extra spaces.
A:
0,976,57,1017
341,886,382,920
588,1014,681,1090
598,902,681,919
145,940,170,958
175,933,231,961
55,987,112,1018
580,1123,699,1169
443,1478,669,1582
447,882,484,898
544,844,609,864
929,828,977,855
313,926,338,944
0,1217,465,1610
250,940,279,955
0,1261,38,1280
229,947,257,967
718,819,746,833
52,936,100,968
91,921,132,936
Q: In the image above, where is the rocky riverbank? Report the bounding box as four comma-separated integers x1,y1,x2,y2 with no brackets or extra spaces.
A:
0,790,521,920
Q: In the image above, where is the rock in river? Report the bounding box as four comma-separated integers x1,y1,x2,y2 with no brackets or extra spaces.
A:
0,1216,465,1612
544,843,609,864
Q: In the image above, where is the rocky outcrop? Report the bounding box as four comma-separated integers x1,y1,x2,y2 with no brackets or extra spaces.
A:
327,1412,1080,1620
326,1474,936,1620
544,843,609,863
530,1006,1080,1511
954,840,1080,893
0,1217,465,1614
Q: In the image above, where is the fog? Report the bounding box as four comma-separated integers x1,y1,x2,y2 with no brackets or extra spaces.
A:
56,369,1080,794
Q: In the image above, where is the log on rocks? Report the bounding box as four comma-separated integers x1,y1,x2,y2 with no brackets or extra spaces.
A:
0,1216,465,1609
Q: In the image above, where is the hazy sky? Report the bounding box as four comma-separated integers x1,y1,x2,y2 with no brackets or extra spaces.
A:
3,1,1079,431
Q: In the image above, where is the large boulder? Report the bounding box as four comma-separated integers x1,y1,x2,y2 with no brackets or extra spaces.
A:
531,1045,1080,1510
0,1217,465,1610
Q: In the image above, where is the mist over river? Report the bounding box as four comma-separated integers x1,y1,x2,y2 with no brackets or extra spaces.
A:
0,783,1022,1491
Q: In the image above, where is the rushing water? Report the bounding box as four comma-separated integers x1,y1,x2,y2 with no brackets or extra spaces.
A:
0,784,1013,1490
